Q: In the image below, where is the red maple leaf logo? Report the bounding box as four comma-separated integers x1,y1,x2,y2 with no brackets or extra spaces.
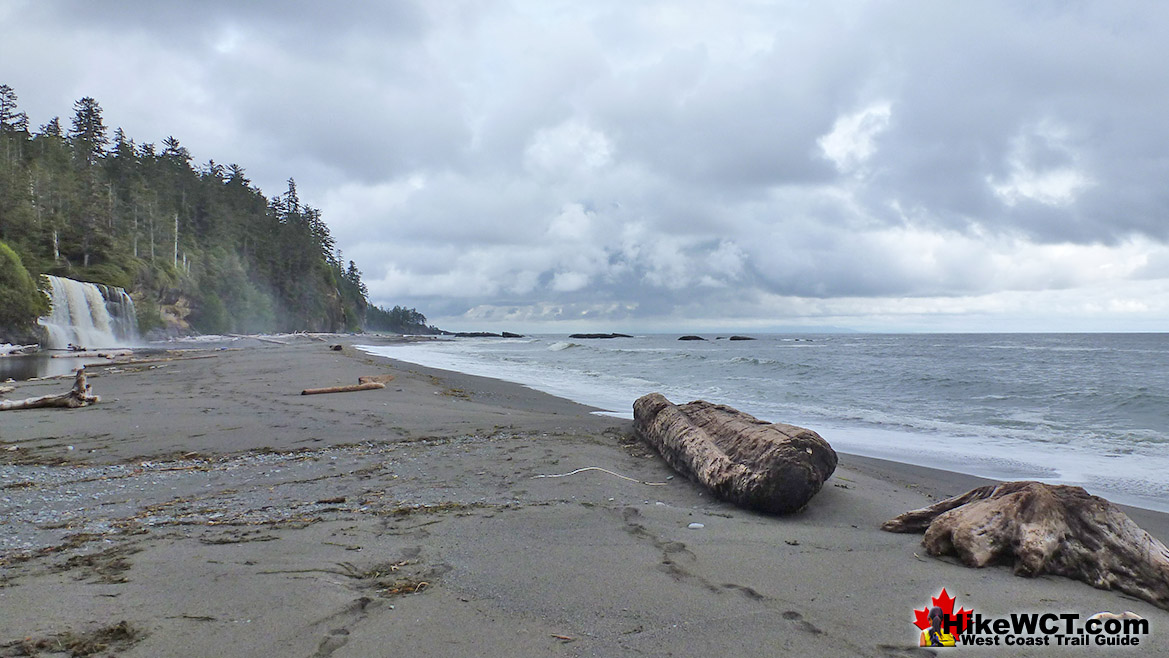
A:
913,588,971,636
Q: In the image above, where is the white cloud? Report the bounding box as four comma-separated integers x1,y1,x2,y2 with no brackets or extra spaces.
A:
989,119,1094,207
525,120,613,178
550,271,591,292
818,102,892,174
320,175,427,241
990,168,1093,208
707,241,747,280
545,203,594,242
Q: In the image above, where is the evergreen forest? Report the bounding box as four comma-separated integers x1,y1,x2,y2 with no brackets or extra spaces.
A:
0,85,434,342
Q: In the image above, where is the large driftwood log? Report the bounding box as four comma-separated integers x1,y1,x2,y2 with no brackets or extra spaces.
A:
0,369,100,410
883,481,1169,610
633,393,837,514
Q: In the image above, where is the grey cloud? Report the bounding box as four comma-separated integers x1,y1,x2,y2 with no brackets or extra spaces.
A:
854,1,1169,242
32,0,429,45
7,0,1169,329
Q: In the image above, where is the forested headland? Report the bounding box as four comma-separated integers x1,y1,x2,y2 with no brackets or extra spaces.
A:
0,85,435,343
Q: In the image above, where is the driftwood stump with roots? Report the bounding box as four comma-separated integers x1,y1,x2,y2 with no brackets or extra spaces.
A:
883,481,1169,610
633,393,837,514
0,368,100,411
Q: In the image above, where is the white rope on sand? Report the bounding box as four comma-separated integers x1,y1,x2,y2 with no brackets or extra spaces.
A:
532,466,669,486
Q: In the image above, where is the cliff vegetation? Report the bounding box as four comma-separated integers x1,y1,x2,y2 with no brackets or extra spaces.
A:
0,84,427,341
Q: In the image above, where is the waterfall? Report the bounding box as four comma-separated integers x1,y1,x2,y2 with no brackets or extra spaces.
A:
38,275,140,350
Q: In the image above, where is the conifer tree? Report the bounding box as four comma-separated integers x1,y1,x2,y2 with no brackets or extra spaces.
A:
227,163,248,187
346,260,368,297
40,117,62,138
68,97,108,165
0,85,29,133
161,135,190,163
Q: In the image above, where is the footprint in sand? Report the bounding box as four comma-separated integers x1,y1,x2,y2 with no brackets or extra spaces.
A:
312,628,350,658
782,610,824,635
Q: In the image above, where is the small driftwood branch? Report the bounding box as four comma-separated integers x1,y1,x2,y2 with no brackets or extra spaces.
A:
532,466,668,486
301,381,385,396
253,336,289,345
0,369,100,410
229,334,289,345
0,385,14,395
883,481,1169,610
357,375,395,385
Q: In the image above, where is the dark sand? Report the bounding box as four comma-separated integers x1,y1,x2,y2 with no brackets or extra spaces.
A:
1,336,1166,656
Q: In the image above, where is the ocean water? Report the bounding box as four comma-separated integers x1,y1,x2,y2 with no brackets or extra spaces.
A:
358,333,1169,512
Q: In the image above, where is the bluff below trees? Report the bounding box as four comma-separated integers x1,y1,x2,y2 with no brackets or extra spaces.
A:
0,85,427,342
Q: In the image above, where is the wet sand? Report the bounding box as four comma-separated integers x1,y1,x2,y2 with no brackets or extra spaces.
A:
1,336,1166,656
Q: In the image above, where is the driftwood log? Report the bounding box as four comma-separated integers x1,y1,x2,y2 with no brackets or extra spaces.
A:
51,350,132,359
229,334,289,345
883,481,1169,610
0,369,100,410
301,382,384,395
632,393,837,514
301,374,395,395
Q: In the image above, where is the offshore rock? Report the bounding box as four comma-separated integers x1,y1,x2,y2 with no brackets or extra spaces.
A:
883,481,1169,610
678,335,706,341
633,393,837,514
569,333,633,339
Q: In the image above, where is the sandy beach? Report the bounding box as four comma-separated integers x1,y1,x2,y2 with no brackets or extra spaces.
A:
1,337,1166,657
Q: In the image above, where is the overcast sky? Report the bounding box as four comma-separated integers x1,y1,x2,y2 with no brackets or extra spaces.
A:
4,1,1169,332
